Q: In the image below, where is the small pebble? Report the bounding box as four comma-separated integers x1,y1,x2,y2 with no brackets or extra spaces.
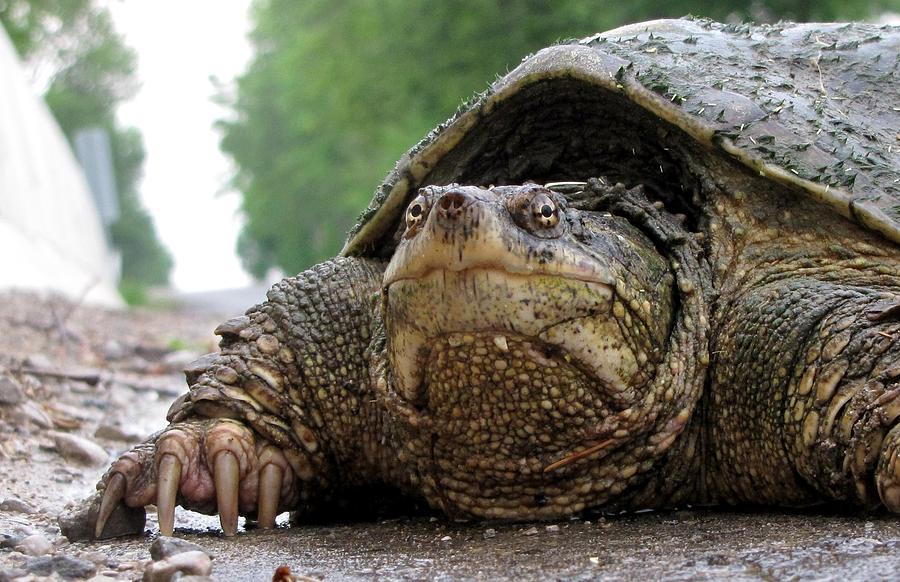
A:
439,535,452,542
51,431,109,466
589,556,601,565
25,354,52,369
545,524,560,533
15,533,53,556
102,339,128,360
483,528,497,539
0,376,23,405
150,537,207,561
0,533,23,549
0,567,28,582
10,400,53,428
58,491,146,541
94,423,143,443
0,498,37,514
79,551,110,564
142,550,212,582
26,555,97,579
522,527,538,536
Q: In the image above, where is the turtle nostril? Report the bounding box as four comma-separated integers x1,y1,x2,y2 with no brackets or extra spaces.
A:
437,191,470,215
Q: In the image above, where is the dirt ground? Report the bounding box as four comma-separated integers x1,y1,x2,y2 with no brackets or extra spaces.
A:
2,290,900,581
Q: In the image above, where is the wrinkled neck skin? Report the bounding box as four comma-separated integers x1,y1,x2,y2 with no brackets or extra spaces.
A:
370,183,708,519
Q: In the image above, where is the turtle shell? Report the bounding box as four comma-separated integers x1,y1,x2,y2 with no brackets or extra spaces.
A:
342,17,900,256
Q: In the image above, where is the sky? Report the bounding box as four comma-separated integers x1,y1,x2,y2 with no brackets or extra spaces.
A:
108,1,255,292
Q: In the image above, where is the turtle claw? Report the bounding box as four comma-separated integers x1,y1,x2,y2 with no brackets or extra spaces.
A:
156,453,183,537
257,463,283,529
213,451,240,536
95,472,126,538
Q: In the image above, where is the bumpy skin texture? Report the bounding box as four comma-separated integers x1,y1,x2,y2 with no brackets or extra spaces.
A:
700,174,900,509
92,177,900,537
90,18,900,538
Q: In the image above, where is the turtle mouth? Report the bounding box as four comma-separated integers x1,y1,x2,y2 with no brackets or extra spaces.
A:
384,268,648,408
384,266,611,288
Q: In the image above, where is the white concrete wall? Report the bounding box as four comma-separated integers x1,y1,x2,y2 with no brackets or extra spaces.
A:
0,27,122,306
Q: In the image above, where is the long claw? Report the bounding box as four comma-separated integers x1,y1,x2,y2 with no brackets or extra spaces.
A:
257,464,282,529
214,451,240,536
95,472,126,538
156,453,182,537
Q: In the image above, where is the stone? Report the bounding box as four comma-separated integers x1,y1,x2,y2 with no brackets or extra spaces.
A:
0,498,37,514
142,550,212,582
0,376,23,405
14,533,53,556
102,339,127,361
149,537,207,561
79,550,111,565
51,431,109,466
94,423,143,443
58,491,146,541
24,354,52,369
0,567,27,582
0,532,23,549
9,400,52,429
26,555,97,580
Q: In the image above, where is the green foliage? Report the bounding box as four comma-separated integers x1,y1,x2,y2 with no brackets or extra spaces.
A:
221,0,896,276
117,278,147,306
1,0,172,295
0,0,92,60
107,127,174,290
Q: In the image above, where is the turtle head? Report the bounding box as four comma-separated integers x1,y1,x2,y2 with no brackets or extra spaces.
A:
381,183,676,518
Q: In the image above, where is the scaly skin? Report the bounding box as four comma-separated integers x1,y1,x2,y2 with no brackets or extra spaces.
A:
700,168,900,509
96,258,391,535
93,182,710,536
91,179,900,538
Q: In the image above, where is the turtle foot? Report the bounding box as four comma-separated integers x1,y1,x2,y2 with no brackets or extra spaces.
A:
94,418,297,538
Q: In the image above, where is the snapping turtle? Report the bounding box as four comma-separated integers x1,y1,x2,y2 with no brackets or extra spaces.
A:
90,18,900,538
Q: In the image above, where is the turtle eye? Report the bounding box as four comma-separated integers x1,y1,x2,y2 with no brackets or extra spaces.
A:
405,195,430,235
532,194,559,228
508,187,566,238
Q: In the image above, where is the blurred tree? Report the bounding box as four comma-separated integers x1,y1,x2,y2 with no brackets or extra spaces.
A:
0,0,172,301
222,0,897,277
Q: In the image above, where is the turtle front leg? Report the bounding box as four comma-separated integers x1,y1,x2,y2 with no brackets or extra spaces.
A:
788,295,900,508
707,278,900,510
93,257,387,537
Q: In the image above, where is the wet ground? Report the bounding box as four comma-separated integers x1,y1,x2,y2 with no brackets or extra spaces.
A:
2,291,900,581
